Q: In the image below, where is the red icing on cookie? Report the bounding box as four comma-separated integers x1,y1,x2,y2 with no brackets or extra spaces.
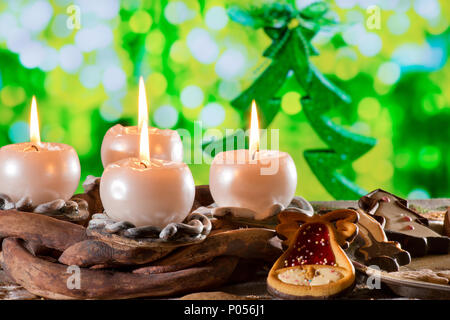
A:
283,223,336,267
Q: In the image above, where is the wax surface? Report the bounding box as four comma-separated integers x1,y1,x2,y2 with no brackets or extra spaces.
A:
209,149,297,217
0,142,81,205
101,124,183,168
100,157,195,228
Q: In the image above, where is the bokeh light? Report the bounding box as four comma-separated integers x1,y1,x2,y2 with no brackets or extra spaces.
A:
200,102,225,128
205,6,228,31
215,48,246,80
102,66,126,92
281,92,302,115
80,65,102,89
129,10,152,33
153,105,179,128
181,85,204,109
218,81,241,101
20,1,53,33
357,97,381,120
377,62,401,85
146,30,165,55
147,72,167,97
187,28,219,64
418,145,441,169
59,45,83,74
164,1,195,25
0,86,26,108
8,121,29,143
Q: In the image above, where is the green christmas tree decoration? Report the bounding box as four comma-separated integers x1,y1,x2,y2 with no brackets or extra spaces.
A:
205,1,376,199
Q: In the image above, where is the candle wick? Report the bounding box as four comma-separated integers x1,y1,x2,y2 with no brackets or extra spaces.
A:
140,160,148,169
25,144,40,152
252,149,258,160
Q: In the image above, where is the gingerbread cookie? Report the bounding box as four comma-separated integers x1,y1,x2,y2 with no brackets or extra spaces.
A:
267,209,358,299
389,269,450,285
414,208,447,235
359,189,450,256
353,209,410,272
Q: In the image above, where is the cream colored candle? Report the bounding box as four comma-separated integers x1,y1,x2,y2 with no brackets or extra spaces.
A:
101,125,183,168
101,78,183,168
100,79,195,228
209,101,297,218
0,97,80,205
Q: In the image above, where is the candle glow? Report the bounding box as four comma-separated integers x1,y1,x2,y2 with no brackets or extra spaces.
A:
30,96,41,146
249,100,259,159
138,77,150,164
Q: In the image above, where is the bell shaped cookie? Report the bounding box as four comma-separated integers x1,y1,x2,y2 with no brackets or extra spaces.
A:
267,209,358,299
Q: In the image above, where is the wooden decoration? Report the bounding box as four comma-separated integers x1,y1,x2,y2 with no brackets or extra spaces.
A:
0,209,87,251
2,238,239,300
0,182,283,299
444,209,450,237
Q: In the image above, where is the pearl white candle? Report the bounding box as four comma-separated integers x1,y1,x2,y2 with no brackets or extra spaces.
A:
101,124,183,168
101,77,182,168
0,97,80,205
100,158,195,228
209,101,297,218
209,149,297,216
99,77,195,228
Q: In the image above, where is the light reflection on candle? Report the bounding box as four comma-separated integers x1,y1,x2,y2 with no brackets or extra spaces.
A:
111,179,127,200
249,100,260,160
29,96,41,146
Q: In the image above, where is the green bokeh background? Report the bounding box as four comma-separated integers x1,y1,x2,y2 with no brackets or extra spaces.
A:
0,0,448,200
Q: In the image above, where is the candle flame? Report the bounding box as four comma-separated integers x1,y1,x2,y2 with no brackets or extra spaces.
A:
30,96,41,145
138,77,150,163
249,100,259,159
138,76,148,132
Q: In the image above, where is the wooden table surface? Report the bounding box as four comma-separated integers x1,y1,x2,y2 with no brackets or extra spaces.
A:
1,198,448,300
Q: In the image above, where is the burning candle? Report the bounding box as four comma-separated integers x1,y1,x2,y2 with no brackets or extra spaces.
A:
100,79,195,228
101,78,183,168
0,97,81,206
209,101,297,219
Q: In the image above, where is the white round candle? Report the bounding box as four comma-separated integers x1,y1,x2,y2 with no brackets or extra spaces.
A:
101,124,183,168
100,158,195,228
0,97,80,206
209,149,297,216
99,77,194,228
0,142,81,205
